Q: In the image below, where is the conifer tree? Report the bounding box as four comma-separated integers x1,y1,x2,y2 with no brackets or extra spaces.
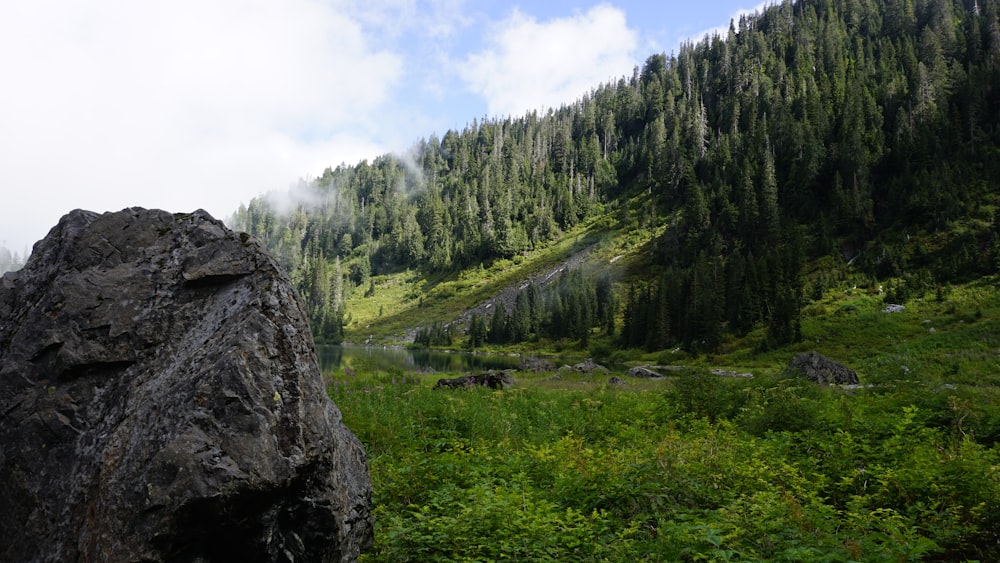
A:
488,302,509,344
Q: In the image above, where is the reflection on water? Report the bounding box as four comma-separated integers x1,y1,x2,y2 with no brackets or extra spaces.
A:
317,344,522,376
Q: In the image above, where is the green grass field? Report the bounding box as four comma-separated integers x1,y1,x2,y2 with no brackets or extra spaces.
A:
332,208,1000,560
330,328,1000,560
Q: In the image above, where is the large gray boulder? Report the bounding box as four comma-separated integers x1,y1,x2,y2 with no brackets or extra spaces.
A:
518,356,556,372
572,358,609,374
0,208,372,562
786,352,859,385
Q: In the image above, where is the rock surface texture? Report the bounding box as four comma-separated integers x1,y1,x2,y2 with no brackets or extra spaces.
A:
0,208,373,562
558,358,609,375
786,351,860,385
434,371,516,390
518,356,556,372
625,366,664,379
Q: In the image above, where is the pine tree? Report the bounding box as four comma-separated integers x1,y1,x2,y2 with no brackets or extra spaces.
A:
488,302,509,344
650,276,671,351
468,314,487,349
595,272,617,335
511,291,532,342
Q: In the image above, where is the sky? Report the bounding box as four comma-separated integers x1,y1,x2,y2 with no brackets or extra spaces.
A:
0,0,767,255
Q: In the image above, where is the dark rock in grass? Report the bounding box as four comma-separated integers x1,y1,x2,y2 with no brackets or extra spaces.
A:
626,365,664,379
786,351,859,385
573,358,609,374
0,208,372,562
434,374,477,389
490,371,515,388
608,376,627,386
518,355,556,372
434,370,516,390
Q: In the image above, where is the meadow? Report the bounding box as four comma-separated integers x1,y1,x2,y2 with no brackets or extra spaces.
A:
331,372,1000,561
326,275,1000,561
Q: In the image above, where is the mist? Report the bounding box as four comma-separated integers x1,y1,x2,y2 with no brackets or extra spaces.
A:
0,244,28,276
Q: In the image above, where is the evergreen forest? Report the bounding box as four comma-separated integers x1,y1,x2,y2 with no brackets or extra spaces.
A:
233,0,1000,353
228,0,1000,559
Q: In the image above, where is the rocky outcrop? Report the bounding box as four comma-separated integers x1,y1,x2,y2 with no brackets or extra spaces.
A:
518,356,556,372
786,352,859,385
626,366,664,379
562,358,609,375
434,370,516,390
0,208,372,562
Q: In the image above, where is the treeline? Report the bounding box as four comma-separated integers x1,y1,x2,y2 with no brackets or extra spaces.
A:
414,267,615,348
479,268,616,347
623,230,805,352
233,0,1000,349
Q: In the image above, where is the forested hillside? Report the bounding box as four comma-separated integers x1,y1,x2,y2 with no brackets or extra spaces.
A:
232,0,1000,349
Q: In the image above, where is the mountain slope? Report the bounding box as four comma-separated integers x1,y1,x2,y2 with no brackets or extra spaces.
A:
232,0,1000,350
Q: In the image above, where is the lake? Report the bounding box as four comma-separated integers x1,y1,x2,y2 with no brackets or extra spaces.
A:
317,344,523,376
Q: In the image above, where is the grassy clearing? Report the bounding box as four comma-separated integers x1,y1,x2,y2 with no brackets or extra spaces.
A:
668,274,1000,386
343,220,605,342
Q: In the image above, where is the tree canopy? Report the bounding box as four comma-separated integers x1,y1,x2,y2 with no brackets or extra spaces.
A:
233,0,1000,348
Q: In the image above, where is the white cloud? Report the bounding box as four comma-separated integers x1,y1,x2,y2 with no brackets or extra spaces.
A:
0,0,402,251
349,0,470,40
460,4,638,118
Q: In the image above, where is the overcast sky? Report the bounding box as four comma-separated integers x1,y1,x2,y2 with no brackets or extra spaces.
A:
0,0,765,254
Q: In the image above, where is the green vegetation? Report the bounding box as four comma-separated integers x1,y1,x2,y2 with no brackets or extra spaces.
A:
475,266,616,348
331,359,1000,561
324,277,1000,560
233,2,1000,557
233,0,1000,353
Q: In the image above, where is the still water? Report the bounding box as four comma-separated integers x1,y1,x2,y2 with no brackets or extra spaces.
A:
317,344,522,376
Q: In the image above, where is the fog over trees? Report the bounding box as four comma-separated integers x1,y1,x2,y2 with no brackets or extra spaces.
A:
0,245,27,276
